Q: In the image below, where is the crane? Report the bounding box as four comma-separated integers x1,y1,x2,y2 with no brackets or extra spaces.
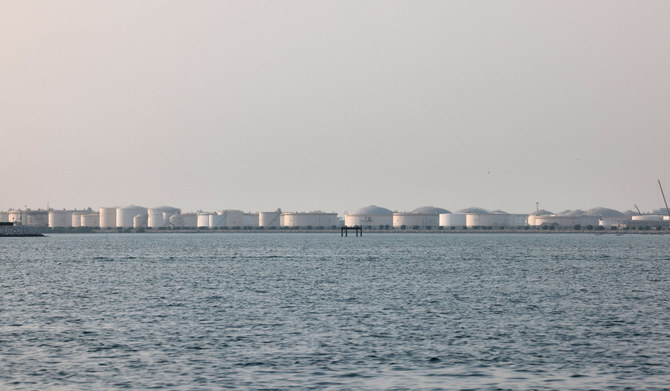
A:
659,180,670,219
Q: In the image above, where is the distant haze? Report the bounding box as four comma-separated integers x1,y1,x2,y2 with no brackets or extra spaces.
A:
2,1,669,214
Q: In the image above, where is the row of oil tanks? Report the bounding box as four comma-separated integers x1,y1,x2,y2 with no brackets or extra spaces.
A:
57,206,337,229
0,207,338,229
344,205,670,229
0,209,100,227
344,205,529,229
3,205,669,230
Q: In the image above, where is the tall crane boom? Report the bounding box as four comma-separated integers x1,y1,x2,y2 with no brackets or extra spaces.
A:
659,180,670,218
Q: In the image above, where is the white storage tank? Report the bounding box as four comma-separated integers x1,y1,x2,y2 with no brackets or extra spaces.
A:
259,210,282,228
586,207,628,228
99,207,117,229
535,215,600,228
148,206,181,229
243,213,259,228
392,213,421,229
25,210,49,227
631,215,664,222
148,209,164,229
281,212,339,228
0,211,9,223
169,214,184,228
466,210,511,228
116,205,148,228
219,210,244,227
8,210,24,225
81,213,100,227
71,211,85,228
440,213,466,228
209,213,225,228
182,213,198,228
509,214,529,227
162,210,179,225
197,213,212,228
394,206,449,229
527,209,554,227
133,214,148,229
344,205,393,228
49,210,72,228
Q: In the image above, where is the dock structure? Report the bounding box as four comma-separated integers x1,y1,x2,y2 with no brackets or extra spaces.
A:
341,225,363,237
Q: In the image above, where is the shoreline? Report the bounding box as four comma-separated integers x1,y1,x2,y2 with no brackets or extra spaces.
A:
29,228,668,235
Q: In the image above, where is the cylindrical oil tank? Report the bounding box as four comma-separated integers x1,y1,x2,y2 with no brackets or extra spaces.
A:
527,210,553,227
209,213,225,228
509,214,529,227
535,215,600,227
394,206,449,229
466,213,511,228
133,214,148,229
281,212,339,228
631,215,664,222
99,207,117,229
71,211,85,228
49,210,71,228
393,213,426,229
25,211,49,227
197,213,212,228
148,209,164,229
182,213,198,228
81,213,100,227
117,205,148,228
259,210,282,228
221,210,244,227
169,214,184,228
344,205,393,228
8,211,24,225
243,213,259,227
439,213,466,228
0,211,9,223
163,210,179,226
148,206,181,229
628,214,665,229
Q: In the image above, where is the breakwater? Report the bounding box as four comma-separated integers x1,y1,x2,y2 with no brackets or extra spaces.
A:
0,225,44,237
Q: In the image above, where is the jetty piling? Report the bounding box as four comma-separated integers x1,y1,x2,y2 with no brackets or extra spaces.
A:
341,226,362,237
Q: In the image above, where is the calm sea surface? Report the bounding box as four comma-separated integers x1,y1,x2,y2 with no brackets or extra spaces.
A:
1,233,669,390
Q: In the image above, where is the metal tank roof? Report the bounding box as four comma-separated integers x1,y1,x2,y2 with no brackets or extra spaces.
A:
491,210,509,215
586,207,625,218
151,206,180,211
412,206,450,214
557,209,585,216
351,205,393,215
529,209,554,216
119,205,146,210
455,207,489,214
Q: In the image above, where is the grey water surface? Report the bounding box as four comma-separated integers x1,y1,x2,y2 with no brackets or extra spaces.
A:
1,233,669,390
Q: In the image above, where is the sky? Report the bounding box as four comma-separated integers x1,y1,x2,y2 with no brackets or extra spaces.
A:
2,1,669,215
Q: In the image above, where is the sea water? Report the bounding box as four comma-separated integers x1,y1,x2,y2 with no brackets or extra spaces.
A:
1,233,669,390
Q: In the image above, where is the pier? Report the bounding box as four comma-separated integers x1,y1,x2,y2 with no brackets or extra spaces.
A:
341,226,363,237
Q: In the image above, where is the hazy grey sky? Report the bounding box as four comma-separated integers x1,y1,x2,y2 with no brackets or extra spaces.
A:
2,1,669,214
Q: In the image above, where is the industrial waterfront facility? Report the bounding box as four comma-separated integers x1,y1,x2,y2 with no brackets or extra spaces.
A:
1,204,670,231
